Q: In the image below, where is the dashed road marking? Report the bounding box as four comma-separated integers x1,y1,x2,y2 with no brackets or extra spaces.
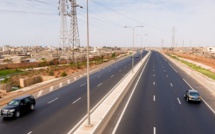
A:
27,131,32,134
166,75,168,78
154,127,156,134
48,98,58,104
97,75,101,78
109,70,111,72
153,95,156,101
80,83,86,87
177,98,181,104
73,97,81,104
111,75,114,78
153,74,155,77
153,82,155,85
170,83,173,87
97,83,102,87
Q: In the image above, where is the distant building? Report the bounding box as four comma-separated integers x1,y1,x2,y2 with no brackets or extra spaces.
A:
207,47,215,53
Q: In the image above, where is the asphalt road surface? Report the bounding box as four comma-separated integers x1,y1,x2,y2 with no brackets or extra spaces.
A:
104,51,215,134
0,51,147,134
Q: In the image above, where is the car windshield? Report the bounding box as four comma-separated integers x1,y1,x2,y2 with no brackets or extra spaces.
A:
8,100,20,106
190,92,199,96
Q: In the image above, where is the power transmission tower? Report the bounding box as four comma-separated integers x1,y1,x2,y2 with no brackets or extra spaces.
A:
172,27,175,48
58,0,68,52
68,0,82,62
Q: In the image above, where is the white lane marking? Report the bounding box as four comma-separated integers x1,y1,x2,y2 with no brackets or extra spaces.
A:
80,83,86,87
27,131,32,134
183,78,215,115
169,63,178,73
153,82,155,85
153,74,155,77
109,70,111,72
112,54,150,134
166,75,168,77
154,127,156,134
37,90,43,97
177,98,181,105
97,75,101,78
183,78,193,89
119,70,122,72
49,86,53,92
48,98,58,104
164,70,166,72
67,79,70,84
59,82,63,88
73,97,81,104
153,69,155,71
153,95,156,101
170,83,173,87
97,83,102,87
74,77,77,80
111,75,114,77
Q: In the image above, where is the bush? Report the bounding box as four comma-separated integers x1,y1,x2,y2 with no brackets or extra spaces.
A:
61,71,67,77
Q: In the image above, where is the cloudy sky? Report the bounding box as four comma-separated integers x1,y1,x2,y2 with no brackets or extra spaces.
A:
0,0,215,48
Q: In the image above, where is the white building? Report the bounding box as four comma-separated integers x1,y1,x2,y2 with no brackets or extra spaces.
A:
207,47,215,53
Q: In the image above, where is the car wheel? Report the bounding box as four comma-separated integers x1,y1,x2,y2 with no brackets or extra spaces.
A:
15,111,20,118
30,104,35,111
186,97,189,102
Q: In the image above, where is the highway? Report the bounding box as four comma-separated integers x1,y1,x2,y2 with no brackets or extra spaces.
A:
104,51,215,134
0,51,147,134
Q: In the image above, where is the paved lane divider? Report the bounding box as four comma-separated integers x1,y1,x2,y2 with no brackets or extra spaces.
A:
71,51,151,134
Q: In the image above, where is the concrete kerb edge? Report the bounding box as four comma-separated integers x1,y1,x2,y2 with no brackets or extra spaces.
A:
0,55,131,107
93,51,151,134
161,52,215,95
73,51,151,134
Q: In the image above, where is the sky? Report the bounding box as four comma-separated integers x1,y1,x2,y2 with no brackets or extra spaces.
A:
0,0,215,48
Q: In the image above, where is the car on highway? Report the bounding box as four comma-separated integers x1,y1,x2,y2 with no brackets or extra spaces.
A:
184,89,201,103
0,95,36,118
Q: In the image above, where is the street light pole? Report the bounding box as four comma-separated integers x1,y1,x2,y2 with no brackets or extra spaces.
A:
86,0,91,126
124,26,144,73
137,34,147,59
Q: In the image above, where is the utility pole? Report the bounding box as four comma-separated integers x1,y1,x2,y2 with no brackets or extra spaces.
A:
58,0,68,55
68,0,82,63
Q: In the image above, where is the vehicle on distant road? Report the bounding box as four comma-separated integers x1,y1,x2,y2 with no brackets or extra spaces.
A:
184,89,201,103
0,95,36,118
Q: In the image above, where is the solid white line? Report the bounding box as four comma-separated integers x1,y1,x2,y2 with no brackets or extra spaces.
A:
154,127,156,134
177,98,181,104
80,83,86,87
112,55,150,134
97,83,102,87
111,75,114,77
49,86,53,92
170,83,173,87
169,63,178,73
154,95,156,101
37,90,43,97
183,78,193,89
97,75,101,78
48,98,58,104
183,78,215,115
73,97,81,104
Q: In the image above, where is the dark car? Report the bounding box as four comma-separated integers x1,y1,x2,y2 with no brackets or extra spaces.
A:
184,89,201,103
0,95,36,118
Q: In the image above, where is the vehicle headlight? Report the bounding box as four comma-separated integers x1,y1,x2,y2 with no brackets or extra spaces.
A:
9,109,15,112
